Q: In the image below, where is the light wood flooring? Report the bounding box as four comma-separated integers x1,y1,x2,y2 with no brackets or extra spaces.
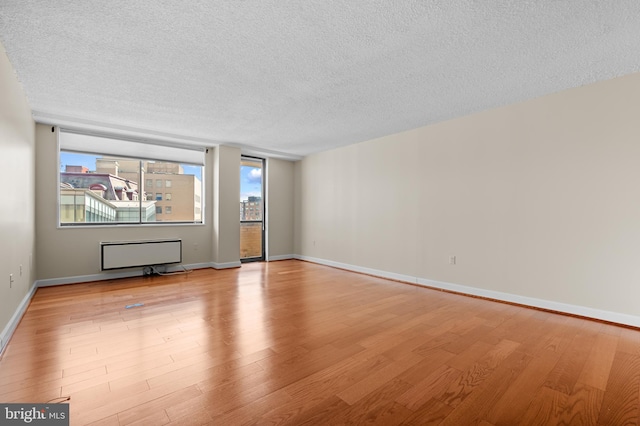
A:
1,260,640,425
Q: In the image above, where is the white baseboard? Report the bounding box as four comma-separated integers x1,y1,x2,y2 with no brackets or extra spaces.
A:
36,270,143,287
268,254,295,261
294,255,418,284
35,262,215,288
0,283,38,356
295,255,640,328
211,261,241,269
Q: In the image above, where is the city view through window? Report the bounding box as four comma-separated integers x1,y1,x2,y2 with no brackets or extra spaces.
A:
59,151,203,225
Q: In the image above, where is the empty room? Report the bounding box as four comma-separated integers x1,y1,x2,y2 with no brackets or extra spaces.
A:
2,2,640,425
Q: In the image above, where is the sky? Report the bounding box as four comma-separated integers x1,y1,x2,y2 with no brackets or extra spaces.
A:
60,152,96,171
60,152,203,180
241,166,262,202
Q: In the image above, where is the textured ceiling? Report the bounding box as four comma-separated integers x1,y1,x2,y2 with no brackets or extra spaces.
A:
2,1,640,159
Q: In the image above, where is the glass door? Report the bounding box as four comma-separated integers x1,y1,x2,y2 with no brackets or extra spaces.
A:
240,156,265,262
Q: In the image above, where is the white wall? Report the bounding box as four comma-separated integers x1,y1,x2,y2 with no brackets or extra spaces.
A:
0,43,36,352
295,72,640,324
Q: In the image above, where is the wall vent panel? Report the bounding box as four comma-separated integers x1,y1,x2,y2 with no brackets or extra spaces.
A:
100,239,182,271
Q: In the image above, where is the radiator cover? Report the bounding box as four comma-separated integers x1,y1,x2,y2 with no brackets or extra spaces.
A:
100,239,182,271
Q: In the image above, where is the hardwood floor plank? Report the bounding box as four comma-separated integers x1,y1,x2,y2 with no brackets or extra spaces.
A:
115,384,201,426
395,348,455,385
165,408,213,426
403,397,454,425
85,414,119,426
163,393,211,423
395,364,461,411
331,378,413,424
438,339,520,408
520,383,604,426
439,350,532,425
292,395,353,425
578,332,619,391
597,350,640,425
484,349,560,425
209,388,293,425
0,260,638,425
446,340,494,372
556,383,604,426
119,409,170,426
543,328,593,394
335,355,421,405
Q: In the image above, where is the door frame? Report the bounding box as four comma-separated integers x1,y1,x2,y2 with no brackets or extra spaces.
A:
240,155,265,262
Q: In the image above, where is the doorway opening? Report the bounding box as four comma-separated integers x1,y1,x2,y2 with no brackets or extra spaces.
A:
240,156,265,262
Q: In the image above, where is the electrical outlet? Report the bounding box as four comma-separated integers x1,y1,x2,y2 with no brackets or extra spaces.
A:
449,255,456,265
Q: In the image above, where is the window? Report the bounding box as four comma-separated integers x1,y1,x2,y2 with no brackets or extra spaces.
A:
59,130,205,226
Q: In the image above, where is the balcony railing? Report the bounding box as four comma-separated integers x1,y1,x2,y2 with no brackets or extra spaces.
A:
240,221,263,259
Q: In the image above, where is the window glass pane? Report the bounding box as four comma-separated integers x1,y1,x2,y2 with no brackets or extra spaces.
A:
240,159,263,221
146,163,201,223
60,152,141,224
60,148,203,225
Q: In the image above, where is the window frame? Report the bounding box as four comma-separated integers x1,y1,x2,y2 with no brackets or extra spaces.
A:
57,130,206,228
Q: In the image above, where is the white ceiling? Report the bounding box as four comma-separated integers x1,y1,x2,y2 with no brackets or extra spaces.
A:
2,1,640,159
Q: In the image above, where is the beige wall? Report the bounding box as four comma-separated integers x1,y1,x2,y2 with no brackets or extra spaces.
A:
35,131,296,278
212,145,241,266
267,158,295,259
295,72,640,319
0,44,36,347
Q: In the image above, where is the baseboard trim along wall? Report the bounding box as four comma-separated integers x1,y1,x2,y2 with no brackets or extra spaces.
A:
0,283,38,356
268,254,295,262
295,255,640,328
211,261,241,269
35,262,218,288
